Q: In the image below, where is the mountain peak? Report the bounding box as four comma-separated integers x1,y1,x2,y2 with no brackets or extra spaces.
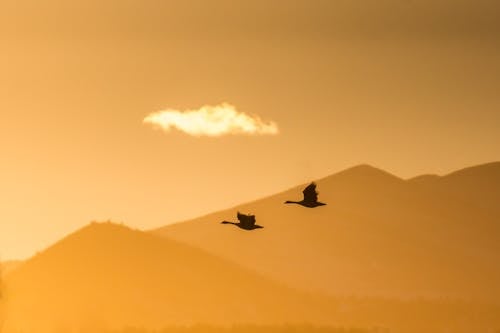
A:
33,221,138,256
323,164,403,185
6,221,332,332
153,161,500,304
79,220,134,235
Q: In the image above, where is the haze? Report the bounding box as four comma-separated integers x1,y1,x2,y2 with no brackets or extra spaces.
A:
1,0,500,260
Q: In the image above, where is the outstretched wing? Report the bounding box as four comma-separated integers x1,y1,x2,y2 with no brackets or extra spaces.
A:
237,211,246,223
237,212,256,227
302,182,318,202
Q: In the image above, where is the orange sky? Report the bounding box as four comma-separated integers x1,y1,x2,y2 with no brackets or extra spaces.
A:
1,0,500,259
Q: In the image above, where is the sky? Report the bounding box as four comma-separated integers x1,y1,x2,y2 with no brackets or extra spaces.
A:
1,0,500,259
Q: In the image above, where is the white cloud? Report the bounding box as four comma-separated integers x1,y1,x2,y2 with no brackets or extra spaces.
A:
143,103,279,137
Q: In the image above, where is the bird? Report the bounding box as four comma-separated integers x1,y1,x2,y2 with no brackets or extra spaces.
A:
284,182,326,208
221,212,263,230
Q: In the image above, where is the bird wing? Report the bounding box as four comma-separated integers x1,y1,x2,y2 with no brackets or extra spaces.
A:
237,212,246,223
248,215,256,226
303,182,318,202
237,212,255,227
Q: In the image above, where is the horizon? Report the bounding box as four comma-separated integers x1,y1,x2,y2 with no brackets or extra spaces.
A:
3,154,500,333
2,160,498,261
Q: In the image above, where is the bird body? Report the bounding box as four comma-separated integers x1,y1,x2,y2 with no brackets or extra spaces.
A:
221,212,263,230
284,182,326,208
284,200,326,208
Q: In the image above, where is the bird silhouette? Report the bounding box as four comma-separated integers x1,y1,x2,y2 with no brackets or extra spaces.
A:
284,182,326,208
221,212,263,230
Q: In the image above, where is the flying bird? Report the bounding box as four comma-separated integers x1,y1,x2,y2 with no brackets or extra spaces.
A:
221,212,263,230
284,182,327,208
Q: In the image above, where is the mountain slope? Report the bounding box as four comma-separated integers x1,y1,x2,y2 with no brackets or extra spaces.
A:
0,261,21,276
3,222,334,333
153,162,500,300
417,161,500,215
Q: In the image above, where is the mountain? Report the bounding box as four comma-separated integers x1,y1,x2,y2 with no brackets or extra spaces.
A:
152,162,500,301
411,161,500,215
2,222,334,333
0,261,21,276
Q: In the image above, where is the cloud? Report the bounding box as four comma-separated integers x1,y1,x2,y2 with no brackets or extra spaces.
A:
143,103,279,137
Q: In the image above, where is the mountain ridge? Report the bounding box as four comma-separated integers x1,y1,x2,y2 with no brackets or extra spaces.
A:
152,162,500,300
3,222,335,333
156,161,500,229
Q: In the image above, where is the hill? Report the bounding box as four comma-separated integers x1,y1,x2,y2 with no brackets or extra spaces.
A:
153,162,500,300
410,161,500,215
2,222,334,333
0,261,21,276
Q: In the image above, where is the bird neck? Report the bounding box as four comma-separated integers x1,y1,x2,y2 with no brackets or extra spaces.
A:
221,221,237,225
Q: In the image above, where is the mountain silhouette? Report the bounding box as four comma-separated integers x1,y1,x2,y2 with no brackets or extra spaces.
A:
153,162,500,300
413,161,500,215
3,222,334,333
0,260,21,276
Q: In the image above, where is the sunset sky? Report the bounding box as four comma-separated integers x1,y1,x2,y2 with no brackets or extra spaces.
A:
1,0,500,259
